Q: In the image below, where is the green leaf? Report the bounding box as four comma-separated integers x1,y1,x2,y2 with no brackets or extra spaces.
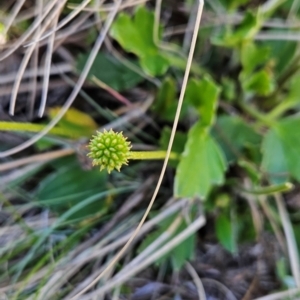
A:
264,39,297,75
110,6,169,76
48,106,97,137
175,121,227,199
140,53,169,77
76,53,144,91
35,158,108,219
262,116,300,183
110,9,154,56
287,73,300,104
241,42,270,75
261,129,289,184
159,126,187,167
212,11,263,47
185,76,221,128
216,214,237,253
212,116,261,163
171,221,195,270
242,69,275,96
159,127,187,154
278,118,300,181
221,77,236,102
153,77,188,121
218,0,250,10
153,77,176,114
233,11,263,41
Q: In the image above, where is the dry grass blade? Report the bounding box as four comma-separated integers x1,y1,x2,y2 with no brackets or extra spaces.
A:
186,262,206,300
201,278,238,300
69,1,204,297
42,200,189,299
0,148,74,172
275,194,300,288
64,200,188,281
0,0,120,158
73,214,206,299
38,1,65,117
9,0,65,115
68,0,150,12
116,215,183,277
0,63,72,84
24,0,93,47
27,0,43,118
254,287,300,300
3,0,26,36
0,0,58,61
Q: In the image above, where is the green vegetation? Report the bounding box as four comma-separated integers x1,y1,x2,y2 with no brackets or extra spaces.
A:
1,0,300,299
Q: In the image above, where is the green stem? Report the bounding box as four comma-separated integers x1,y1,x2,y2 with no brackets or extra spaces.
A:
129,151,179,160
242,182,293,195
267,101,296,120
0,121,81,138
239,101,275,127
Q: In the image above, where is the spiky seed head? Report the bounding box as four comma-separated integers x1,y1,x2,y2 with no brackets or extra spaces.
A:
87,129,131,173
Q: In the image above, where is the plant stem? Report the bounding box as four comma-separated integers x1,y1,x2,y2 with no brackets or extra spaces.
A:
241,182,293,195
0,121,83,138
267,101,296,120
129,151,179,161
239,101,275,127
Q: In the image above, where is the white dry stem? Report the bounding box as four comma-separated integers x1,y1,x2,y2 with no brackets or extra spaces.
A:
183,0,199,53
42,200,189,299
261,0,287,14
255,32,300,41
3,0,26,36
287,0,300,20
73,214,206,299
201,278,237,300
69,1,204,298
185,262,206,300
275,194,300,288
0,0,121,158
0,79,66,97
243,179,263,237
258,195,287,254
0,0,58,61
0,63,72,84
24,0,93,47
38,1,64,117
27,0,43,118
116,215,183,277
254,287,300,300
68,0,149,12
0,149,74,172
9,0,65,115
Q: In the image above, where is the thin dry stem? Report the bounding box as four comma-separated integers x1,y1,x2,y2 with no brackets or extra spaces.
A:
186,262,206,300
9,0,64,115
0,0,58,61
117,215,183,277
69,1,204,297
275,194,300,288
0,0,120,158
24,0,93,47
38,1,65,117
254,287,300,300
3,0,26,35
75,214,206,299
68,0,149,12
0,148,74,172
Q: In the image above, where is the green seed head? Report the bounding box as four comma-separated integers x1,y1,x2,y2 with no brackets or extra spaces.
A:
87,129,131,173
